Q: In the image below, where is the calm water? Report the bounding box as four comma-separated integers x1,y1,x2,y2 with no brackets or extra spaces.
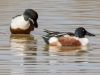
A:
0,0,100,75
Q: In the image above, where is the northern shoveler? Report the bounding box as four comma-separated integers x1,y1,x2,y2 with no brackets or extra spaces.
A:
10,9,38,34
42,27,95,46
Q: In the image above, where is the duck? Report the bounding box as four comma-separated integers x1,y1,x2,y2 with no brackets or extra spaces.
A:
42,27,95,46
10,9,38,34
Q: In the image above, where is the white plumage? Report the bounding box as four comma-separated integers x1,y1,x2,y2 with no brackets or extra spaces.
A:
73,37,89,46
49,37,58,44
78,38,89,46
11,15,30,30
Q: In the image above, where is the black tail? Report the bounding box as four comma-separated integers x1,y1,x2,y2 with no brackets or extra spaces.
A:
41,35,49,44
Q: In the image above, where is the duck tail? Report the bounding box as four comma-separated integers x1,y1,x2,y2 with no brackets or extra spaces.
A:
41,35,49,44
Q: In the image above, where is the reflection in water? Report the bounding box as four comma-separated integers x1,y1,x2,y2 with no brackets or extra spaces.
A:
10,34,37,62
46,45,89,72
10,34,37,51
36,45,91,73
10,34,37,56
10,34,38,74
48,46,88,56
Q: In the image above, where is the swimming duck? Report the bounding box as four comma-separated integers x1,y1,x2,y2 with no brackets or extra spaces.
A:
10,9,38,34
42,27,95,46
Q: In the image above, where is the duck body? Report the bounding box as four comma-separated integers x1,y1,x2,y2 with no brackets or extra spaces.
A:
42,27,95,46
10,9,38,34
42,35,89,46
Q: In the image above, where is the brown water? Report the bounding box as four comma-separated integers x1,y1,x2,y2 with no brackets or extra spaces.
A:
0,0,100,75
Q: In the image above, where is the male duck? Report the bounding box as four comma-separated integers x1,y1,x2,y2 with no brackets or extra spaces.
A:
10,9,38,34
42,27,95,46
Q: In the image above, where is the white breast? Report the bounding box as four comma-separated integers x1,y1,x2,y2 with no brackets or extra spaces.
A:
11,15,30,30
73,37,89,46
79,38,89,46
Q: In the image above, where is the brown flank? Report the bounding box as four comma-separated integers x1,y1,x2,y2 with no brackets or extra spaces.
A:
58,37,81,46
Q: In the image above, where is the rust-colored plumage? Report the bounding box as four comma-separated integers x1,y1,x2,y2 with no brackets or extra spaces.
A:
58,37,81,46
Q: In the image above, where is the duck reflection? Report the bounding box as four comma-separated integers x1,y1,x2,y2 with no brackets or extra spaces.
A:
47,45,88,56
10,34,38,75
44,45,88,67
10,34,37,56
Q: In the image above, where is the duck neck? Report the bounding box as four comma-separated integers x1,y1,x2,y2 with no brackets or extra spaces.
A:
23,14,29,21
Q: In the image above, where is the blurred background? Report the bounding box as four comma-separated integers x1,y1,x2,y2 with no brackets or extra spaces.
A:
0,0,100,75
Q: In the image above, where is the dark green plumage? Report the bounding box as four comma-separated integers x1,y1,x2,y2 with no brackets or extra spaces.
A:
23,9,38,28
42,35,51,44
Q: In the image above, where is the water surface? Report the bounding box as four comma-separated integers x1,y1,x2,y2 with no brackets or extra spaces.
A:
0,0,100,75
